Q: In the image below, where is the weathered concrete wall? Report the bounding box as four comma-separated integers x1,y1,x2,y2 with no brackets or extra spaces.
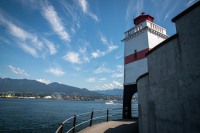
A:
137,73,149,133
137,2,200,133
173,4,200,132
148,37,185,133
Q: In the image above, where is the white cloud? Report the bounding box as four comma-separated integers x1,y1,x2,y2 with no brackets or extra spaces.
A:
8,65,29,77
91,32,118,59
86,77,107,83
99,32,108,45
125,0,134,21
0,13,58,58
59,0,80,30
62,2,81,32
0,15,39,46
99,32,118,52
136,0,144,16
115,53,123,59
8,22,31,41
63,46,90,64
99,78,107,81
18,0,40,10
63,51,82,64
125,0,144,27
36,79,51,84
113,81,123,88
117,65,124,71
79,47,90,62
102,83,114,89
85,77,96,82
79,46,87,53
83,56,90,62
150,0,182,22
0,36,10,44
73,66,81,71
19,43,38,57
78,0,88,13
2,16,44,51
164,1,179,21
111,65,124,78
112,73,123,78
77,0,99,22
91,50,106,58
71,27,76,33
187,0,198,6
93,81,123,90
46,67,65,76
41,3,70,42
94,64,113,74
88,12,99,22
155,0,178,21
44,39,57,55
107,44,118,52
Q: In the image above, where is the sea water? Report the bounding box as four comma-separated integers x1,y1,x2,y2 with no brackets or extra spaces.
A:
0,98,138,133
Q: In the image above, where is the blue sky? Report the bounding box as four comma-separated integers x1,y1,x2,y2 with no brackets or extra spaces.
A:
0,0,197,90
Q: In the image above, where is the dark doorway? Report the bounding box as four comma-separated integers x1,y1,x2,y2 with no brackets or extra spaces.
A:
123,84,137,119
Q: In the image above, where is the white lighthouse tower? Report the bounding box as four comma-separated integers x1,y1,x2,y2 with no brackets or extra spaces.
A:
122,13,168,118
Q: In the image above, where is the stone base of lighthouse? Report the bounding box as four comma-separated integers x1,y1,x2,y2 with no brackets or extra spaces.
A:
123,84,137,119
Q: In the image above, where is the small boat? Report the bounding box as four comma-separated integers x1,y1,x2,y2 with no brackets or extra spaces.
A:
105,100,114,104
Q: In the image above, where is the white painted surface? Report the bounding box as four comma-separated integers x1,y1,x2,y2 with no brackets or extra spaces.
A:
147,31,166,48
124,58,147,85
124,31,148,57
124,18,168,84
146,20,167,35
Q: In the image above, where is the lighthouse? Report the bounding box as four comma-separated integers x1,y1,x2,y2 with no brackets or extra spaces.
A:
122,13,168,118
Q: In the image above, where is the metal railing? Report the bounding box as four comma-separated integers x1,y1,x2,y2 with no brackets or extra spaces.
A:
55,108,123,133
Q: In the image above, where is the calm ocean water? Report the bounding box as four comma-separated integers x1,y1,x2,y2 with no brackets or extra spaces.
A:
0,98,138,133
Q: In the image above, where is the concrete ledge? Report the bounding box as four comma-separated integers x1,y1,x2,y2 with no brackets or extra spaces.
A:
136,72,149,83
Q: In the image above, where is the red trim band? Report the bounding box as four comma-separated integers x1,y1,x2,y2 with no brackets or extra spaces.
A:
125,48,150,65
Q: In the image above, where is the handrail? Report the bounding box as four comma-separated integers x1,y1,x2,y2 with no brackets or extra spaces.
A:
62,116,74,124
66,127,74,133
76,111,91,117
75,119,91,128
55,124,63,133
92,114,112,121
55,108,137,133
92,108,108,112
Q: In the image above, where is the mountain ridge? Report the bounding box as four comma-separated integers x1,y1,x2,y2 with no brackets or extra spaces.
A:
0,78,102,96
96,88,123,96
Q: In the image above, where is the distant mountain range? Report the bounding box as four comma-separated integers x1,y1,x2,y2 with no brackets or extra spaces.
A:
96,89,123,96
0,78,102,96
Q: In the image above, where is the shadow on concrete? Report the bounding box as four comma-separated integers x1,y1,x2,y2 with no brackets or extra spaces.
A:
104,122,138,133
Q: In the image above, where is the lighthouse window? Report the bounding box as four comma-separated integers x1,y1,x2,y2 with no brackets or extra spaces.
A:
134,50,137,58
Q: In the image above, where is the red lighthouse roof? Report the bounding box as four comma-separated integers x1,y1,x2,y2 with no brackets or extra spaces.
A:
134,12,154,25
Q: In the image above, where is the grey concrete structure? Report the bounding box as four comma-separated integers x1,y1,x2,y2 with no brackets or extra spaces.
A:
137,2,200,133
